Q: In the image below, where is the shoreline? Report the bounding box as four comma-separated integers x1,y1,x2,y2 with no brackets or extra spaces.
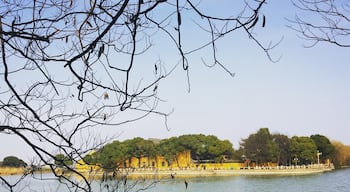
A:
76,165,335,179
0,167,51,176
0,166,334,178
0,167,27,176
122,167,334,178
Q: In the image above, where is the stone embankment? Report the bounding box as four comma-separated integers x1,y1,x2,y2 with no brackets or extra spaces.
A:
1,164,334,178
106,164,335,178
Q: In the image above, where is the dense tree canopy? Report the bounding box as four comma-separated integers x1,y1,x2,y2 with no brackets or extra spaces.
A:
310,134,335,161
240,128,279,165
54,154,73,168
86,134,234,168
272,133,291,165
98,141,124,170
1,132,346,171
91,131,340,168
239,128,338,166
175,134,234,162
289,136,317,165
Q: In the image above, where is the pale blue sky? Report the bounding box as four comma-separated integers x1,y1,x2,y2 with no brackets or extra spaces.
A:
115,0,350,147
1,0,349,162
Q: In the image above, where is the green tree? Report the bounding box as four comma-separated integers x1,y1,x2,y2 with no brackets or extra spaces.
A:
289,136,317,165
158,134,234,164
241,128,279,165
95,137,159,169
82,153,98,165
97,140,128,170
205,136,234,162
272,134,291,165
158,137,183,166
177,134,207,161
2,156,27,167
232,147,245,162
310,134,335,161
123,137,157,168
54,154,73,168
176,134,234,163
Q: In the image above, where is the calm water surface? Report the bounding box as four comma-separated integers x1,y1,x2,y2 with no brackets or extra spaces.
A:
1,168,349,191
150,169,350,192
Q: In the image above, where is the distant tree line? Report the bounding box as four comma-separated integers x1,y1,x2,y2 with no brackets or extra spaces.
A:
2,130,350,170
238,128,349,168
80,130,350,170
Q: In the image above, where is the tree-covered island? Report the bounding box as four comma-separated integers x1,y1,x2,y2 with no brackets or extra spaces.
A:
2,128,350,174
71,128,349,171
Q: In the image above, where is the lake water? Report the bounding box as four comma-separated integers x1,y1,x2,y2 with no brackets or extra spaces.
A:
1,168,349,191
147,168,350,192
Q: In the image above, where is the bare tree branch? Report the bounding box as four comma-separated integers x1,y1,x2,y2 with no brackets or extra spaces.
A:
0,0,274,191
289,0,350,47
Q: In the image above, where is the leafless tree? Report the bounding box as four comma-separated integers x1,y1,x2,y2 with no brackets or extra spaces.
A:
0,0,273,191
290,0,350,47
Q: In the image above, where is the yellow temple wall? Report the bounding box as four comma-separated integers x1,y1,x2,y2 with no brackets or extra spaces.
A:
76,150,245,171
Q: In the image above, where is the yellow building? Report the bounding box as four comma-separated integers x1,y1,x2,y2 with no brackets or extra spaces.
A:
75,150,101,172
76,150,245,171
75,159,101,172
124,150,192,170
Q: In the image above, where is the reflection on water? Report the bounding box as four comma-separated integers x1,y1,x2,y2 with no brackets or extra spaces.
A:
1,168,349,192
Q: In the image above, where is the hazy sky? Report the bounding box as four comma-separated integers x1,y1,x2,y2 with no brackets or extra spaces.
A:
1,0,349,162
